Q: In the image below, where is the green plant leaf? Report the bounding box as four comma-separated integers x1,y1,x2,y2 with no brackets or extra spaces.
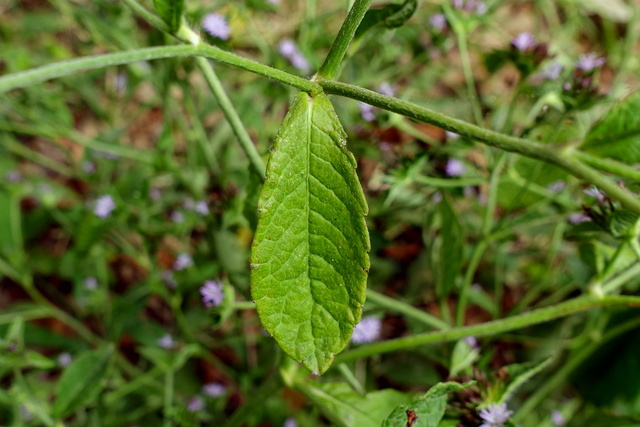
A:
580,91,640,164
438,194,463,297
303,381,412,427
354,0,418,40
383,381,473,427
498,357,553,404
251,91,370,375
53,345,113,419
152,0,184,34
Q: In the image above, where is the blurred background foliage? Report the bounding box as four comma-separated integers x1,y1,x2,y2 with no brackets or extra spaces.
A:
2,0,640,425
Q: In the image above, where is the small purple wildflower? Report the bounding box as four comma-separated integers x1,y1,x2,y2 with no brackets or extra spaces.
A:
576,53,605,72
194,201,209,216
547,180,566,194
446,131,460,140
202,13,230,40
359,102,376,122
82,161,96,174
278,39,298,57
568,212,591,224
465,0,487,14
173,253,193,270
149,188,162,200
203,382,227,397
464,336,479,348
479,403,513,427
429,13,447,32
171,211,185,224
351,316,382,344
512,32,536,51
187,396,205,412
93,195,116,218
158,334,176,349
115,73,127,92
541,62,564,80
5,170,21,182
84,277,98,290
432,191,443,204
200,280,224,308
267,0,280,4
57,352,72,367
283,418,298,427
378,82,395,97
583,185,606,202
452,0,464,9
161,270,177,289
551,410,566,426
445,158,466,177
278,40,311,73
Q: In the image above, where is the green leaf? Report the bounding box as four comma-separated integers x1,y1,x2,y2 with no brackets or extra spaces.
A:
251,91,370,375
609,210,639,238
304,381,412,427
498,357,553,404
152,0,184,34
383,381,473,427
449,339,479,377
53,345,113,419
354,0,418,40
438,194,463,297
581,91,640,164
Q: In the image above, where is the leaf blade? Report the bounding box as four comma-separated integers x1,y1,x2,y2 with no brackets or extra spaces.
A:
152,0,184,34
251,91,370,374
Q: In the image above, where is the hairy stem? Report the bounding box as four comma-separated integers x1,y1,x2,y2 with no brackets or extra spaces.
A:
334,295,640,363
317,0,373,79
318,79,640,215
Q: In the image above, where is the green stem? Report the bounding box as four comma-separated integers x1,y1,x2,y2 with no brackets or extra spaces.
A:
318,79,640,215
337,363,366,395
334,295,640,364
0,44,318,95
163,370,174,427
366,289,450,330
317,0,373,79
454,28,484,125
575,151,640,182
195,56,266,178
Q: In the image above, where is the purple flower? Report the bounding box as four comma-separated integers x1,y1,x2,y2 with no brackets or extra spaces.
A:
194,201,209,216
351,316,382,344
284,418,298,427
158,334,176,349
171,211,185,224
203,382,226,397
583,185,606,202
84,277,98,290
5,170,21,182
279,40,311,73
551,410,566,426
82,161,96,174
446,131,460,140
445,158,466,177
432,191,443,204
187,396,205,412
267,0,280,4
57,352,72,367
452,0,465,9
278,39,298,57
575,53,605,72
173,253,193,270
200,280,224,307
378,82,395,97
511,32,536,51
479,403,513,427
149,188,162,200
161,270,177,289
429,13,447,32
541,62,564,80
93,195,116,218
465,0,487,14
202,13,230,40
464,336,479,348
359,102,376,122
568,212,591,224
547,180,566,193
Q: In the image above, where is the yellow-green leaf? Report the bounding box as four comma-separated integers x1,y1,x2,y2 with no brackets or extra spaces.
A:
251,91,370,374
